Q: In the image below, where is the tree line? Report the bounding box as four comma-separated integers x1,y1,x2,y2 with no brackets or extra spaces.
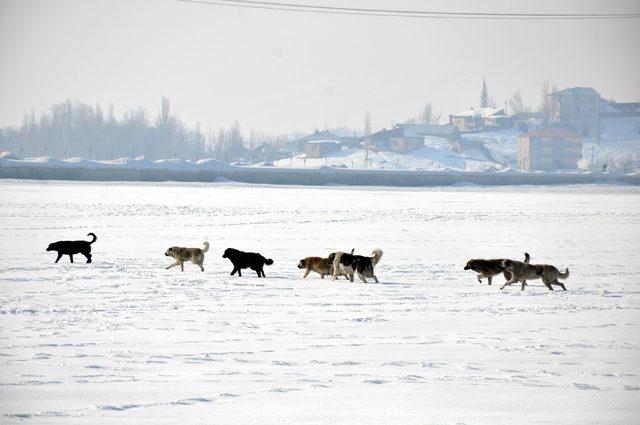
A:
0,96,283,161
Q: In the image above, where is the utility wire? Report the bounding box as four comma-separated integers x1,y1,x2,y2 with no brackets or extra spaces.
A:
177,0,640,20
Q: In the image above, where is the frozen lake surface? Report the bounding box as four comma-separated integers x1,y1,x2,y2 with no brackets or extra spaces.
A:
1,180,639,423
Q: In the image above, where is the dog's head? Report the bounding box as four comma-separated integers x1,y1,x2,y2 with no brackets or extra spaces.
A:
165,247,177,257
222,248,234,259
464,259,476,270
327,252,336,263
46,243,55,252
297,259,306,269
501,259,512,270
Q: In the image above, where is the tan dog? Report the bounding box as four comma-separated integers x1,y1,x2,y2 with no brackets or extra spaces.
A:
297,256,334,279
500,257,569,291
165,241,209,272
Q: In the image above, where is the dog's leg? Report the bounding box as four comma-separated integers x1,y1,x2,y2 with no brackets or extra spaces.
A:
238,269,242,277
500,276,517,290
320,273,325,279
180,261,184,272
166,261,179,269
358,273,367,283
349,274,354,283
231,267,237,276
303,268,311,278
373,275,379,284
84,252,92,263
477,274,482,283
261,269,266,278
552,279,566,291
69,254,74,263
487,275,492,285
55,252,62,263
255,268,262,277
199,262,204,272
542,277,554,291
521,280,526,291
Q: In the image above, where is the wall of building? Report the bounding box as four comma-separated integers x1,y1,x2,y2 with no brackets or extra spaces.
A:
518,136,582,171
553,93,600,137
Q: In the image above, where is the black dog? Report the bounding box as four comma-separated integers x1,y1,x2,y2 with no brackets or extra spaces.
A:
222,248,273,277
464,253,529,285
46,233,97,263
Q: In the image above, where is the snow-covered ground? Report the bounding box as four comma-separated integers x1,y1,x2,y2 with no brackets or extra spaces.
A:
1,180,639,423
273,136,501,172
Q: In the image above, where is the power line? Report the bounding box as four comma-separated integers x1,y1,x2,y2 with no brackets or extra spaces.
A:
177,0,640,20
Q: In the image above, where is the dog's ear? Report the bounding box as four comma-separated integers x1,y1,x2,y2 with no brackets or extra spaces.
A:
501,259,509,268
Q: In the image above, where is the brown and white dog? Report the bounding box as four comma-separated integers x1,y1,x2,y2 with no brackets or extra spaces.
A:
165,241,209,272
330,249,383,283
297,256,334,279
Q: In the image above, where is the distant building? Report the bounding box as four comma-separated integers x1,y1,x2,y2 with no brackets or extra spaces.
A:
248,143,291,164
517,128,583,171
366,126,424,153
449,107,509,132
548,87,600,137
397,123,460,142
600,100,640,118
298,130,356,150
365,123,461,153
304,141,340,158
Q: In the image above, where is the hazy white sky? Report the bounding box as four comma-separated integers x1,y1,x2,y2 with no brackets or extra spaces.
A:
1,0,639,134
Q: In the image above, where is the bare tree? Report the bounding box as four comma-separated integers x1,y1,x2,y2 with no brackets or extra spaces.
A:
539,81,558,125
420,102,432,124
418,102,442,124
508,91,529,115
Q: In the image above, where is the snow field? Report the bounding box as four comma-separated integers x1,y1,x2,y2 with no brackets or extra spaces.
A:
0,180,639,423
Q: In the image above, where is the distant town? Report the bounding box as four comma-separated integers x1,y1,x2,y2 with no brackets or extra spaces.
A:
1,84,639,174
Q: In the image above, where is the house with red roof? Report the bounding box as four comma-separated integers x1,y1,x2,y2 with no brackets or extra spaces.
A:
517,128,583,171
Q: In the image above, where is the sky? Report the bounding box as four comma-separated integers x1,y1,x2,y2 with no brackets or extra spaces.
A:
1,0,639,135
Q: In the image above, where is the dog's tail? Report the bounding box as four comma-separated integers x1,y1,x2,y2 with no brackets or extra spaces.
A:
350,248,354,255
524,252,530,263
371,248,383,266
87,233,97,244
265,258,274,266
202,241,210,253
558,268,569,279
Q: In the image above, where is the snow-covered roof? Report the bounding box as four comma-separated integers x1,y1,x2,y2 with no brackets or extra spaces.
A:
305,140,340,145
396,124,458,138
299,130,340,142
452,107,505,118
549,87,600,97
519,128,582,139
